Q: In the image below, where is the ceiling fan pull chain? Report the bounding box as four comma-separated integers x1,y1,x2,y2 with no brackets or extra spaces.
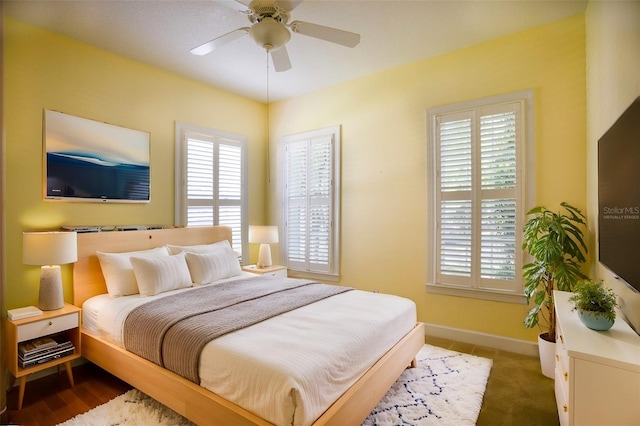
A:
266,50,271,183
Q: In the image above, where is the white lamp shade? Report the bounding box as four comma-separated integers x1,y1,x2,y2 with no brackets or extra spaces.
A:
248,226,279,244
23,231,78,266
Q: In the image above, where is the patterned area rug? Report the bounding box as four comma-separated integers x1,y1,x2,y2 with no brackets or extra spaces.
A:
59,344,492,426
363,344,492,425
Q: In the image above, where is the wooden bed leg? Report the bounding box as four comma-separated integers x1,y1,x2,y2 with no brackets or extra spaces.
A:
410,357,417,368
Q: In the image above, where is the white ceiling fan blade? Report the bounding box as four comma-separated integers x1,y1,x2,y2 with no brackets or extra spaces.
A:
271,45,292,72
277,0,304,12
290,20,360,48
235,0,253,8
190,27,250,56
218,0,252,13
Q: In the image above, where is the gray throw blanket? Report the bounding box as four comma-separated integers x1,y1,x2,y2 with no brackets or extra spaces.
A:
123,276,353,383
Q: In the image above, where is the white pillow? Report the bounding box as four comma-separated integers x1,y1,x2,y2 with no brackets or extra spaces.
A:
185,248,242,285
165,240,231,255
130,252,193,296
97,247,169,297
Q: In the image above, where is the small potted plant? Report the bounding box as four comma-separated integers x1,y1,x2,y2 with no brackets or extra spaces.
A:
569,280,619,331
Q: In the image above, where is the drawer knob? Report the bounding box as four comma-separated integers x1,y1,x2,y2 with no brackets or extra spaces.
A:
48,321,53,326
564,372,568,381
563,404,568,413
556,354,560,361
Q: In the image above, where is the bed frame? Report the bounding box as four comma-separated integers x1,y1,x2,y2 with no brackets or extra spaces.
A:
72,226,425,426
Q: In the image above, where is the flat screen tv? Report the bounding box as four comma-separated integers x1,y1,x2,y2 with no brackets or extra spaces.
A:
598,96,640,294
44,110,150,203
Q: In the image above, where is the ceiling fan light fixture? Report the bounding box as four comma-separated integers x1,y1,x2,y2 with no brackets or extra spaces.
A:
249,17,291,51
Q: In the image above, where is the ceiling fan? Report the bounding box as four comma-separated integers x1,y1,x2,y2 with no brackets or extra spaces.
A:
190,0,361,72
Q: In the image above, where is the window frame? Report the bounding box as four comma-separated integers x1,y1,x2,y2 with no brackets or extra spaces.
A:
174,121,248,262
426,90,534,304
281,125,341,281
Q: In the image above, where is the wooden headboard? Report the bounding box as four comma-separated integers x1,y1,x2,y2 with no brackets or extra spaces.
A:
72,226,232,307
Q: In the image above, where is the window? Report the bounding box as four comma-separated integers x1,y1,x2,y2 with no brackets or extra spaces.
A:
175,122,248,262
426,91,533,303
282,126,340,280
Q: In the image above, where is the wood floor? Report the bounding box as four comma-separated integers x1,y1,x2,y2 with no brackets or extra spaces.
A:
3,362,132,426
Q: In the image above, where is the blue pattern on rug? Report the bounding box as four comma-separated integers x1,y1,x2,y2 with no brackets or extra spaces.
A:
362,344,492,426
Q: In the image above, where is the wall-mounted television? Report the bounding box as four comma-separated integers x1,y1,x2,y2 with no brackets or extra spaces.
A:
44,110,150,203
598,96,640,294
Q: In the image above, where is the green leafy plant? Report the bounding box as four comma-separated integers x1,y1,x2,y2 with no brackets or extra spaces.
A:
569,280,619,323
522,202,588,342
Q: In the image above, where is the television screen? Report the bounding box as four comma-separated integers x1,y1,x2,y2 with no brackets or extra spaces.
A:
44,110,150,203
598,96,640,293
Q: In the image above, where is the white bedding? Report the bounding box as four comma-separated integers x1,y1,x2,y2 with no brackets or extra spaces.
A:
82,274,417,426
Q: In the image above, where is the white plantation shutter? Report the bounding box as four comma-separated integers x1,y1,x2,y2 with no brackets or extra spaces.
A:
440,199,472,278
286,142,308,264
186,137,215,225
481,198,516,281
438,115,473,282
479,110,517,285
218,143,243,251
428,92,531,302
283,126,340,277
175,123,248,262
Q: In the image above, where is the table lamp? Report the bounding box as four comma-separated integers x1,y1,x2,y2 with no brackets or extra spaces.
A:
23,231,78,310
249,225,278,268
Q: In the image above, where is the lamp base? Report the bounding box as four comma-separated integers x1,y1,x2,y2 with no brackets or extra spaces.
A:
257,243,273,269
39,265,64,311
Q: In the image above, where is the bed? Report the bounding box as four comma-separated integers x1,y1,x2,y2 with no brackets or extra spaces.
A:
72,226,425,426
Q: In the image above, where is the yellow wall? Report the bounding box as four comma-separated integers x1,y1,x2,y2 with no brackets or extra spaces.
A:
4,14,589,342
3,17,267,309
269,15,587,341
586,1,640,332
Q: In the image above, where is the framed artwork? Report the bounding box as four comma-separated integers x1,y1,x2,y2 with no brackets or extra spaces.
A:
44,110,150,203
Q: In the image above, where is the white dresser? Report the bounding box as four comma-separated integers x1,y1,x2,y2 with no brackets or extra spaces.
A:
554,291,640,426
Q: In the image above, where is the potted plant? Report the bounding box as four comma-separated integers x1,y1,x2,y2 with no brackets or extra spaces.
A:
522,202,588,378
569,280,619,331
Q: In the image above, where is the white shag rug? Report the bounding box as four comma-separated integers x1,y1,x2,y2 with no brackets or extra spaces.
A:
59,344,492,426
363,344,493,426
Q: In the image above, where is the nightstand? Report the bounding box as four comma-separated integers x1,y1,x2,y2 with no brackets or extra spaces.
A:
5,303,81,409
242,264,288,278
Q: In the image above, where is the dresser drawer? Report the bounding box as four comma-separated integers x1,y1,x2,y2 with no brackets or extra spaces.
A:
555,375,570,426
17,313,78,342
555,318,570,425
555,353,569,406
556,322,567,353
555,346,569,385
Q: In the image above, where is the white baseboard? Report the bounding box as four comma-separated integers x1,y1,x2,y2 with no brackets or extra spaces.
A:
423,322,539,357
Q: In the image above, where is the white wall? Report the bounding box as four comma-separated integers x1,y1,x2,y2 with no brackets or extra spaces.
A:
586,0,640,332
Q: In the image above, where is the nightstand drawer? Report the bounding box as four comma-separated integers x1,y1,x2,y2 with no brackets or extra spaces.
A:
17,313,78,342
263,269,287,278
242,265,287,277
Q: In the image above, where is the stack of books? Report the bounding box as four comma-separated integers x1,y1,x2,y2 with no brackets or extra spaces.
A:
18,335,74,369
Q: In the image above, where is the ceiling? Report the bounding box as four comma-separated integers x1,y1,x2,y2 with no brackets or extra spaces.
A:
4,0,587,103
